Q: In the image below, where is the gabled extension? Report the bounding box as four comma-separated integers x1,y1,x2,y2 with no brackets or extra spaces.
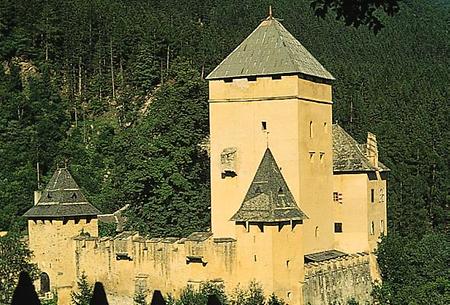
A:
231,148,307,222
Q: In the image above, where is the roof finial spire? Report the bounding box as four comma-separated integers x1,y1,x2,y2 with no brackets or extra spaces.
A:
268,5,273,19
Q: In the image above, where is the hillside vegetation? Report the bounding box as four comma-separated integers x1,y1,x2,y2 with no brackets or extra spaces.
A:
0,0,448,302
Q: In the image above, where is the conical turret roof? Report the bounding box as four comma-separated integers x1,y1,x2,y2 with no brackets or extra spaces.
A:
206,17,334,81
24,168,101,218
231,148,307,223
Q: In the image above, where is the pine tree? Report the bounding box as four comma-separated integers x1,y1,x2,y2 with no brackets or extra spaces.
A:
71,272,92,305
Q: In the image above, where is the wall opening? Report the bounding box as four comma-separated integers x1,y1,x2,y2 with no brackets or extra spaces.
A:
370,221,375,235
247,76,257,82
272,75,282,80
371,189,375,203
261,121,267,131
334,222,343,233
380,220,385,233
323,122,328,133
40,272,50,293
309,121,313,138
315,226,319,238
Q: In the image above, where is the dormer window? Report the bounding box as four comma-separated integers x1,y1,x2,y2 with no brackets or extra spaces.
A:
255,186,262,195
71,193,77,199
278,187,284,195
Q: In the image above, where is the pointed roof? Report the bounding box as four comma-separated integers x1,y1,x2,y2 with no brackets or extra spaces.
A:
206,17,334,81
231,148,307,223
24,168,101,218
332,124,390,172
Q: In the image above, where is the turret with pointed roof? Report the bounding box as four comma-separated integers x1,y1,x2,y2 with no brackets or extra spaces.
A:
24,167,101,218
231,148,307,223
206,15,334,81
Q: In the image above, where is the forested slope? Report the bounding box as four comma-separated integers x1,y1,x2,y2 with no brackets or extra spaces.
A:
0,0,448,237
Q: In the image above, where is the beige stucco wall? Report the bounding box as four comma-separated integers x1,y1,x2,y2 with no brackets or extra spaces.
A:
28,218,98,305
69,223,303,305
332,172,387,254
209,75,334,254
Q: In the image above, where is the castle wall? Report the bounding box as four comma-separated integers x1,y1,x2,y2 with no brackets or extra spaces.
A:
303,253,373,305
69,224,304,305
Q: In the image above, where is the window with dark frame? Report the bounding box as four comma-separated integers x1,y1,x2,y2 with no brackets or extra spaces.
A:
334,222,343,233
261,121,267,131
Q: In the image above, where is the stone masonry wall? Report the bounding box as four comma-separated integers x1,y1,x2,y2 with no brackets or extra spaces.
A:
303,253,373,305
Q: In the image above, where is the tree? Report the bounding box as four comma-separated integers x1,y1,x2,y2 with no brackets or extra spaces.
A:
90,282,109,305
11,271,41,305
310,0,402,33
373,233,450,305
267,294,286,305
117,59,210,237
71,272,92,305
0,231,39,304
134,287,147,305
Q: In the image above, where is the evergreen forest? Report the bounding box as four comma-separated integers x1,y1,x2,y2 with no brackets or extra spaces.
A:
0,0,448,304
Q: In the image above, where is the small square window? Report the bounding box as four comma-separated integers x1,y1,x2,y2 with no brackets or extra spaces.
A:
333,192,343,203
334,222,343,233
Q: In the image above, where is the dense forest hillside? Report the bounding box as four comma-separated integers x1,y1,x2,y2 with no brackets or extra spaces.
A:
2,0,447,235
0,0,448,303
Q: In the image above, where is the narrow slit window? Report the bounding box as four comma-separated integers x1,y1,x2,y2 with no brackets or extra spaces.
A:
309,152,315,162
319,152,325,163
261,121,267,131
380,220,385,233
309,121,313,138
370,221,375,235
371,189,375,203
324,122,328,133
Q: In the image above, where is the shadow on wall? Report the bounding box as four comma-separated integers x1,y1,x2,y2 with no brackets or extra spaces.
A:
11,271,41,305
90,282,109,305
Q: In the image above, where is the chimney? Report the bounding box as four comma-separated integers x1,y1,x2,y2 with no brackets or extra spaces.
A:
366,132,378,168
33,191,41,205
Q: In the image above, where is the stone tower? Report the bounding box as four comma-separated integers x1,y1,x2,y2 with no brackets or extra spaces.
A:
206,15,335,254
24,167,100,305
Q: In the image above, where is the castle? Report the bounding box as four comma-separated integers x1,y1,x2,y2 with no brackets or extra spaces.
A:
24,14,389,305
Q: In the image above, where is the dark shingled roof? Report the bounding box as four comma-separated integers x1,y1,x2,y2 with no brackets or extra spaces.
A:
23,168,101,218
231,148,307,222
304,250,347,263
332,124,389,173
206,17,334,81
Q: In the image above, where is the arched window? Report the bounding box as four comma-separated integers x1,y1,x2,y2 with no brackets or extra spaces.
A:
40,272,50,293
314,226,319,238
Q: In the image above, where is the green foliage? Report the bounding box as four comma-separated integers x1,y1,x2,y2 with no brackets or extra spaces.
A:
267,293,286,305
346,298,359,305
168,281,227,305
311,0,402,33
373,233,450,305
0,231,39,304
71,272,92,305
116,59,210,237
134,288,147,305
230,281,266,305
98,222,117,237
